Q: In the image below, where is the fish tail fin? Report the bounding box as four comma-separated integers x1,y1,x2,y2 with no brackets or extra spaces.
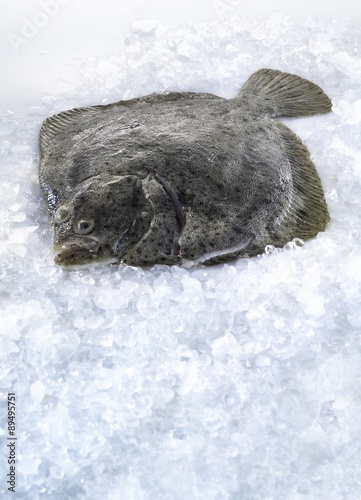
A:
239,68,332,117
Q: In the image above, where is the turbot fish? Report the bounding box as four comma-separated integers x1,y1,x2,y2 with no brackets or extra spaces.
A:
39,68,331,267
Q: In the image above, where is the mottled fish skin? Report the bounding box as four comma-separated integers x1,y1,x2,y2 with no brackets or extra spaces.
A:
39,68,331,267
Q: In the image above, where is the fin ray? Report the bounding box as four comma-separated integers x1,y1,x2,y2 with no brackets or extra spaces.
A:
274,122,330,240
240,68,332,117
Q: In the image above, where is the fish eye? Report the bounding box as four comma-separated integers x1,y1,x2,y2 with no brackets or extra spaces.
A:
55,205,71,224
74,219,95,235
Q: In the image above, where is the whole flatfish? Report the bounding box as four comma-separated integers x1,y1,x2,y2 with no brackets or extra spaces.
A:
39,68,331,267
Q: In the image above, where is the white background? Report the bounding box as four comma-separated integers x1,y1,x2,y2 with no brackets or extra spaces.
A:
1,0,361,114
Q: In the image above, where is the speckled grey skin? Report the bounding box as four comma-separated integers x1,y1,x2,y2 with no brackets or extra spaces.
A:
39,69,331,267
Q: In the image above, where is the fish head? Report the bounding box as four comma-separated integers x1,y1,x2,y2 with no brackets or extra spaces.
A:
52,175,154,266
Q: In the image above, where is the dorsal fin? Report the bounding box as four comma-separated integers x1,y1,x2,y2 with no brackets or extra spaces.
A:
239,68,332,117
40,105,103,150
40,90,220,150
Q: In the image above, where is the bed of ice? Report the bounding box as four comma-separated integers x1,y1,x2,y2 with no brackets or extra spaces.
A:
1,12,361,500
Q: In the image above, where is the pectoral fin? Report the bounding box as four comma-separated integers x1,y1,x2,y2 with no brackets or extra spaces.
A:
147,169,185,257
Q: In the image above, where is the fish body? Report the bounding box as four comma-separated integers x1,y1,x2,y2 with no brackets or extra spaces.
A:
39,69,331,266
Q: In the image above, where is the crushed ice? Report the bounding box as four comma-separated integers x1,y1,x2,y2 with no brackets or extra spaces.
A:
1,14,361,499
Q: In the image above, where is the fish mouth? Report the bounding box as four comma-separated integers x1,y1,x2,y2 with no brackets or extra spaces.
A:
54,240,102,266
